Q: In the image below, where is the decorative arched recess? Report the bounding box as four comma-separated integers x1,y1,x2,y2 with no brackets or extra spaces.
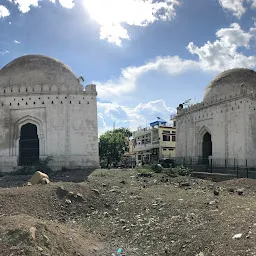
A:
12,115,46,157
197,125,212,157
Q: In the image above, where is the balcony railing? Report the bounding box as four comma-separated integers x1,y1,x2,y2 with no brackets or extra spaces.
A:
134,142,159,152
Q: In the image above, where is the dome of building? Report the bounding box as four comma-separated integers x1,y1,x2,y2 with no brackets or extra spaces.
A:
0,55,82,91
203,68,256,102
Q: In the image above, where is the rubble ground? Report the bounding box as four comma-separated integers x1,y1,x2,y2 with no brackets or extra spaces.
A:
1,169,256,255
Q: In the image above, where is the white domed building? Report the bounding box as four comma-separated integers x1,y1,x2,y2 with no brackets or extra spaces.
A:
176,68,256,166
0,55,99,171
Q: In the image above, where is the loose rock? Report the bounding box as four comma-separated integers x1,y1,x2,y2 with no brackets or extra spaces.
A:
75,193,84,201
40,178,50,185
232,233,242,239
214,189,219,196
237,189,244,195
179,182,190,187
29,226,36,240
30,171,50,185
92,189,100,195
65,199,72,204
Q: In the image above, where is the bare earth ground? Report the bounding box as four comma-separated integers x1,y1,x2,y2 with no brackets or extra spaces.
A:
1,169,256,255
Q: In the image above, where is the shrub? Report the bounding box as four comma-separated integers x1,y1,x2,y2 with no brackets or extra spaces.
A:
163,168,178,177
151,164,163,173
11,156,53,176
136,168,153,177
175,165,191,176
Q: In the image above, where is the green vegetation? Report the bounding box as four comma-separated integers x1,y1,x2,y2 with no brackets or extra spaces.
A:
151,164,163,173
11,156,53,176
99,128,132,168
164,165,192,177
150,164,192,177
136,168,153,177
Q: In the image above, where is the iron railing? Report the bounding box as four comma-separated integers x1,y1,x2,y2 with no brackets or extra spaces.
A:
171,157,256,179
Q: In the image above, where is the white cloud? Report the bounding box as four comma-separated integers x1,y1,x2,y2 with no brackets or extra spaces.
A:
97,99,176,134
0,50,10,55
51,0,75,9
58,0,74,8
8,0,75,13
8,0,40,13
187,23,256,71
97,113,107,134
96,23,256,103
14,40,21,44
83,0,180,46
216,23,251,47
97,56,199,100
218,0,256,17
100,24,130,46
218,0,246,18
0,5,10,17
252,0,256,7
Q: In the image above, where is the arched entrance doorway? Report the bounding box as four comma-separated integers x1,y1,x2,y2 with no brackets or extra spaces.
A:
202,132,212,164
19,123,39,165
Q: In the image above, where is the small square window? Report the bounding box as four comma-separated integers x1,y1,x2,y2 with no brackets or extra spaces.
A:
163,135,170,141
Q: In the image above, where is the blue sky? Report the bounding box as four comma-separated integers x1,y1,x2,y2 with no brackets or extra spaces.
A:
1,0,256,134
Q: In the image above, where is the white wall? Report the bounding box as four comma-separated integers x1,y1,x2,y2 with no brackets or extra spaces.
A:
0,84,99,171
176,96,250,163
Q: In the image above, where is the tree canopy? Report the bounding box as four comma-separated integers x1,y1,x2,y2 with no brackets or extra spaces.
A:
99,128,132,168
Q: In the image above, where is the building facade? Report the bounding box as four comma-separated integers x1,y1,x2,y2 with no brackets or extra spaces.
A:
176,68,256,166
0,55,99,171
133,118,176,164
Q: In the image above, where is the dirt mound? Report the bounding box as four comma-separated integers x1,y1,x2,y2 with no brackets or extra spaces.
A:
2,169,256,255
0,214,103,256
219,178,256,190
0,181,110,222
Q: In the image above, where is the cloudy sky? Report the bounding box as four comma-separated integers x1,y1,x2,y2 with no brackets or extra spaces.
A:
1,0,256,134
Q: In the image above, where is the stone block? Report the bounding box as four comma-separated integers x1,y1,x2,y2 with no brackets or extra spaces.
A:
30,171,49,185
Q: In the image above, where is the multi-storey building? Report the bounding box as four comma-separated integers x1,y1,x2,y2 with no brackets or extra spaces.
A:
132,118,176,164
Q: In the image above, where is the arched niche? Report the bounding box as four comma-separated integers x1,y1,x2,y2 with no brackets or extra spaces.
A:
197,125,212,161
12,115,46,158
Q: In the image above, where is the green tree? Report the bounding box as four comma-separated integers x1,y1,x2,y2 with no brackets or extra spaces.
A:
99,128,131,168
113,127,132,137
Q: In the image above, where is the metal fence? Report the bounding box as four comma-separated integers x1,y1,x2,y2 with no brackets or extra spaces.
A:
171,157,256,179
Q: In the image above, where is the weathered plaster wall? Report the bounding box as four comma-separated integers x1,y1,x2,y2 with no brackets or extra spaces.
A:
0,55,99,171
176,97,249,163
0,85,99,171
